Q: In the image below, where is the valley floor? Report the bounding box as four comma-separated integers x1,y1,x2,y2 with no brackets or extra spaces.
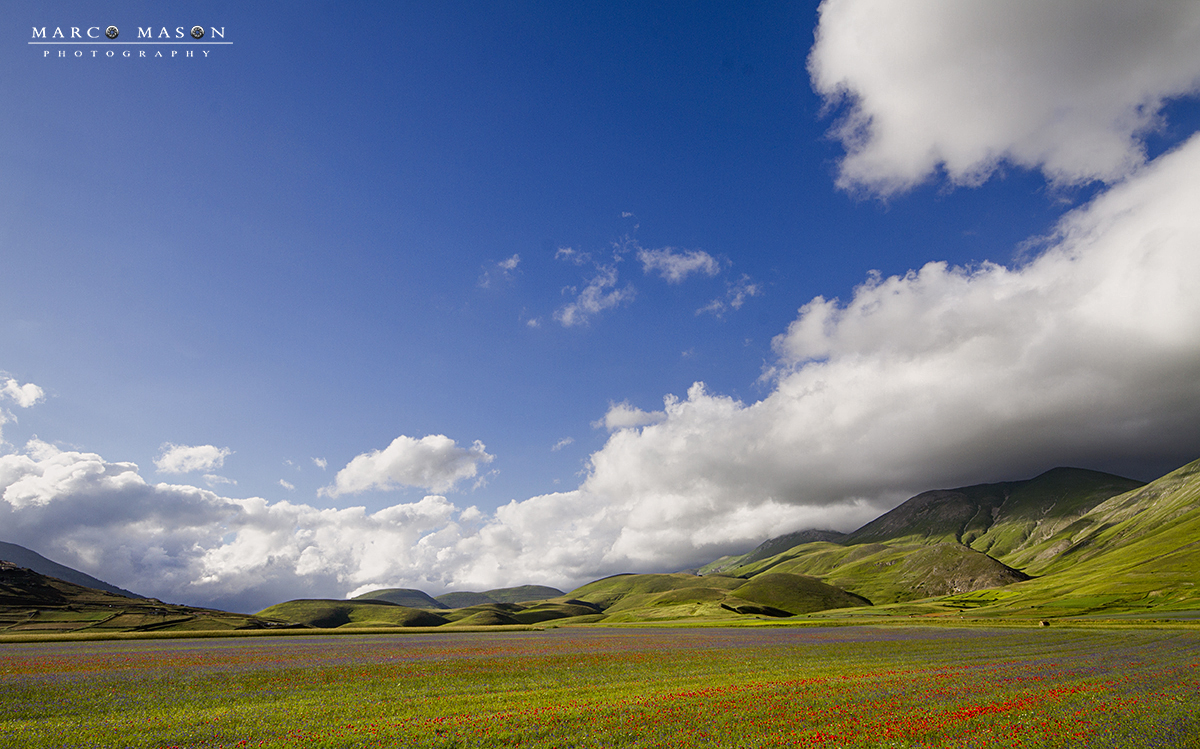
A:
1,625,1196,748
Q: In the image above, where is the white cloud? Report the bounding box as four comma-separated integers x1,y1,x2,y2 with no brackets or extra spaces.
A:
1,377,45,409
555,246,591,265
311,457,327,470
592,402,667,432
638,247,721,283
279,479,295,491
478,254,522,288
698,274,762,316
203,474,236,487
154,444,233,474
809,0,1200,194
551,437,574,452
321,434,494,497
554,265,635,327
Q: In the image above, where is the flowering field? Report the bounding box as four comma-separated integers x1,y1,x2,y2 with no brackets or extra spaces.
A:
1,626,1196,748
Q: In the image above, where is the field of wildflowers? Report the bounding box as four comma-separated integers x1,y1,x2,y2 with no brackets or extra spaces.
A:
1,626,1196,748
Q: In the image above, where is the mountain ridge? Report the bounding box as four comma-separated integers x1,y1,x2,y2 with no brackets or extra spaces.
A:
0,541,143,599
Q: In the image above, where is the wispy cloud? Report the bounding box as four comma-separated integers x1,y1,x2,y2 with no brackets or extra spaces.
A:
155,444,232,474
554,246,591,265
638,247,721,283
554,236,729,327
554,265,635,327
698,274,762,317
551,437,574,451
478,253,522,288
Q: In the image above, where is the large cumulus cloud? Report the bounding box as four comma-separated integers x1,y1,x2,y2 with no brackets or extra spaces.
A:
321,434,494,497
810,0,1200,193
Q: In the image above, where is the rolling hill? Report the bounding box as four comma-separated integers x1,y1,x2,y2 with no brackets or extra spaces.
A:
434,585,564,608
257,599,450,628
351,588,447,609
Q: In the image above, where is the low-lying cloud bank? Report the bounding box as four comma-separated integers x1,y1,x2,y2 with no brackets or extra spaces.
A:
2,0,1198,612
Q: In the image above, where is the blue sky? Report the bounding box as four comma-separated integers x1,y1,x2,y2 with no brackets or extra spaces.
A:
3,1,1200,612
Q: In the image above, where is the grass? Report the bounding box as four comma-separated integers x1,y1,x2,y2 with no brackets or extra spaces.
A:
0,626,1195,747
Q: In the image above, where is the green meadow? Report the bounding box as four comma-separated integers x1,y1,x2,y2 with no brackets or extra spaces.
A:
1,626,1196,748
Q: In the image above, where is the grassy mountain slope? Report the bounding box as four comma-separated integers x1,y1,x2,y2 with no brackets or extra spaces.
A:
435,585,564,608
435,592,495,608
351,588,448,609
700,467,1141,607
972,459,1200,617
567,571,870,621
698,530,847,575
568,573,746,610
728,573,870,614
846,468,1143,557
256,599,449,628
0,562,283,634
0,541,144,599
727,541,1029,604
482,585,565,603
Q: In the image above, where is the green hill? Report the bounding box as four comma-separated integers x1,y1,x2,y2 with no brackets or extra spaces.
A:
0,541,144,599
351,588,448,609
256,599,448,628
701,467,1143,607
727,542,1028,605
435,585,564,608
481,585,564,603
728,573,870,614
698,530,847,575
963,458,1200,618
0,562,286,635
710,461,1199,622
435,591,495,608
566,571,870,622
568,573,745,610
846,467,1143,556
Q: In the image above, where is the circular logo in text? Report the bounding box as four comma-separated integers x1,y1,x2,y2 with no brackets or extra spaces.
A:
105,26,118,39
191,26,204,39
